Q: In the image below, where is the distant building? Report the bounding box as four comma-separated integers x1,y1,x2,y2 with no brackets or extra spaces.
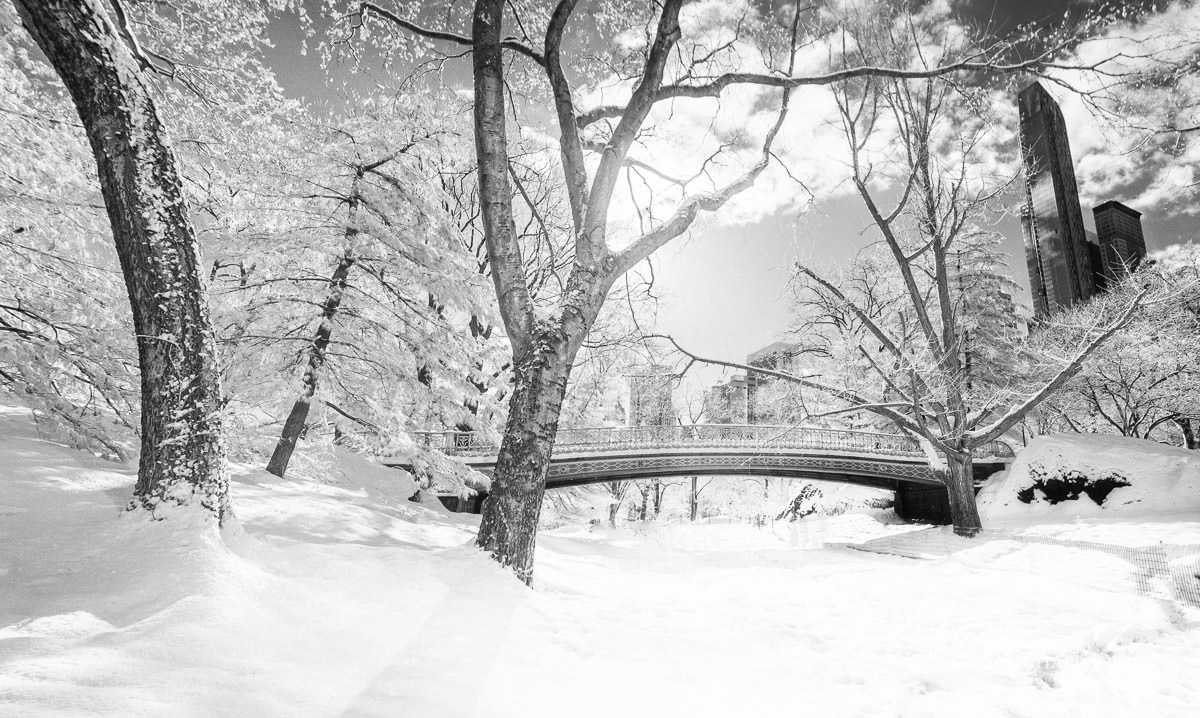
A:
746,341,803,424
1083,229,1106,292
997,290,1031,337
698,341,804,425
950,247,1028,390
1092,200,1147,284
703,374,751,424
746,340,803,372
626,365,676,427
1018,82,1096,321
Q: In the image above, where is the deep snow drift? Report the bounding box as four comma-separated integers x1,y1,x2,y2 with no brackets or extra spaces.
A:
2,403,1199,717
979,433,1200,526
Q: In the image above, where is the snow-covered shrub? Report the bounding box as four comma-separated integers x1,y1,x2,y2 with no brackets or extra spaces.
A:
776,483,894,521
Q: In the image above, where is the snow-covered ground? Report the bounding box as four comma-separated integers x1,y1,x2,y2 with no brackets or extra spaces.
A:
2,402,1199,717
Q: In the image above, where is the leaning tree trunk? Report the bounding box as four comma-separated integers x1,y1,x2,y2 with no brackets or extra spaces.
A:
266,245,357,477
16,0,229,522
1176,417,1198,450
475,327,575,584
689,476,699,522
943,452,982,536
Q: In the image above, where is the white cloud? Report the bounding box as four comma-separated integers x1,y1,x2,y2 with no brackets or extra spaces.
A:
1043,1,1200,215
571,0,1200,253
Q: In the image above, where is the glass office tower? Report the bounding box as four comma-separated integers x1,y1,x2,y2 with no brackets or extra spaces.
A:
1092,200,1147,283
1017,82,1095,320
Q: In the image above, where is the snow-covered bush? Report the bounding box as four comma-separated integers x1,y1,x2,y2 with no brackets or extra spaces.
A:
776,482,894,521
978,433,1200,521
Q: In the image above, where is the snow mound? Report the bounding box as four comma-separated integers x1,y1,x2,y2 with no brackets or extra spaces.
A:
978,433,1200,521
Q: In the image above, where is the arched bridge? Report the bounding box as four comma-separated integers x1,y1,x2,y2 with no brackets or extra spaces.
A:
382,425,1016,508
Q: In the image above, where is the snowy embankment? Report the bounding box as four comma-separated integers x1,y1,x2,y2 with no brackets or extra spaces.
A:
979,433,1200,535
2,402,1199,717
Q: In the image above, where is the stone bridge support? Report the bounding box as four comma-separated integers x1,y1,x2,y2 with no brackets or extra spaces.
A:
893,461,1008,524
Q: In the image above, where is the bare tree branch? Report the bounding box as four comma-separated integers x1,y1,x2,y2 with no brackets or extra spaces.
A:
650,333,926,436
358,1,545,66
968,290,1148,444
544,0,588,232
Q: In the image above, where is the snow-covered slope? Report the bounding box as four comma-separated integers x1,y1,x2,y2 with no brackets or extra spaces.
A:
979,433,1200,522
2,402,1199,717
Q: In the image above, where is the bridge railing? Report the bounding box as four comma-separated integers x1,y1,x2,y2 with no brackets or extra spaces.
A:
411,425,1015,461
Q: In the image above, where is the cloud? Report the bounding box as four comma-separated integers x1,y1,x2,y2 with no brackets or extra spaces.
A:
574,3,863,245
1042,1,1200,215
570,0,1200,255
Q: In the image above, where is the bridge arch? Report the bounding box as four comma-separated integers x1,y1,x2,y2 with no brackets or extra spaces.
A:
382,425,1015,521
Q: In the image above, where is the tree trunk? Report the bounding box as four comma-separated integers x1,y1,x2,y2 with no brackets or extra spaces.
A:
943,452,982,536
607,502,619,529
638,483,650,521
1176,417,1198,450
689,476,698,521
475,329,574,585
16,0,229,522
651,479,663,516
266,247,357,477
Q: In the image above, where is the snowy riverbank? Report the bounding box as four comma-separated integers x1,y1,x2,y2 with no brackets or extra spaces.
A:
2,403,1199,717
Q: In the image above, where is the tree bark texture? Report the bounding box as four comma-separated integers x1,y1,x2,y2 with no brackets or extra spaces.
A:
15,0,229,521
474,327,575,584
266,246,357,477
943,453,982,536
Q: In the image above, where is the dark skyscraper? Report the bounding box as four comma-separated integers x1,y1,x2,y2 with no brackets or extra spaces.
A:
1092,200,1147,283
1017,82,1095,320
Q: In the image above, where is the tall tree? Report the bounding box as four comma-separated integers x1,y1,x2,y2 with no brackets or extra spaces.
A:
205,103,505,481
349,0,796,581
0,21,138,460
12,0,230,521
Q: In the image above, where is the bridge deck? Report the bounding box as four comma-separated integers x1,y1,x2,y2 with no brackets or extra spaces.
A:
380,425,1014,490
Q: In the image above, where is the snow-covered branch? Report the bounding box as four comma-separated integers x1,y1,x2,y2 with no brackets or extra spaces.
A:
967,290,1149,445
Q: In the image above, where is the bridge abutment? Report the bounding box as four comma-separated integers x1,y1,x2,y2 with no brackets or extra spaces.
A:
435,492,486,514
893,484,952,524
893,461,1007,524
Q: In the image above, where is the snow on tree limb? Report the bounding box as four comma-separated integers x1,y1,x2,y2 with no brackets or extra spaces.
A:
967,289,1150,445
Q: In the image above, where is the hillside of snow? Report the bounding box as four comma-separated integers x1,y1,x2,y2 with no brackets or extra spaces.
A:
2,402,1199,717
978,433,1200,524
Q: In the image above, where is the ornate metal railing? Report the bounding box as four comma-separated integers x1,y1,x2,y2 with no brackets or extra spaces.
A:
412,425,1015,461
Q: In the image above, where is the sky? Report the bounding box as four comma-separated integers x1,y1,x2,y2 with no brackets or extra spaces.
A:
263,0,1198,389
